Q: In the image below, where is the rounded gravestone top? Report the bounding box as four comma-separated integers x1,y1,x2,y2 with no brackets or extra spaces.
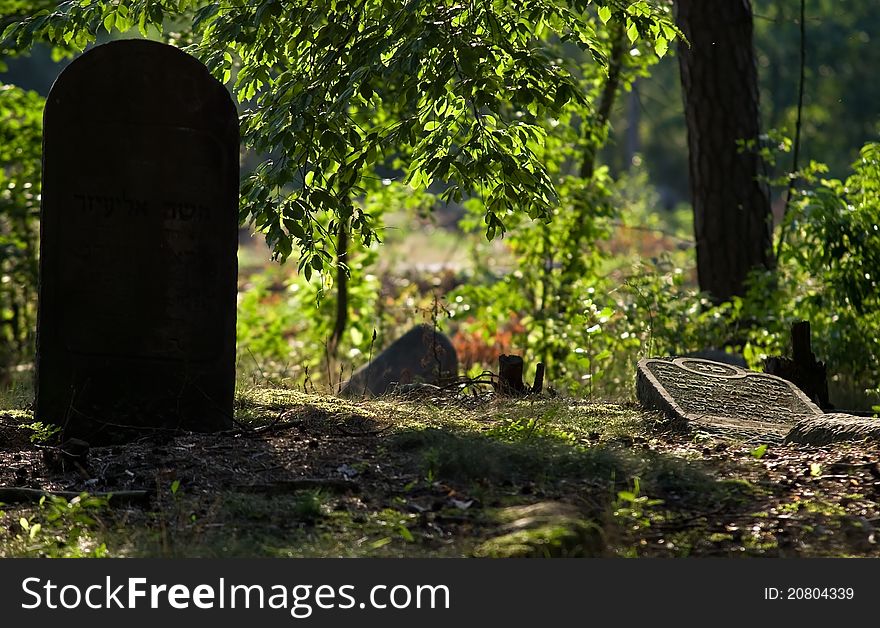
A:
45,39,236,133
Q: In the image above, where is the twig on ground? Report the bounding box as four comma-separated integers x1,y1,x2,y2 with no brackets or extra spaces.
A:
0,487,151,505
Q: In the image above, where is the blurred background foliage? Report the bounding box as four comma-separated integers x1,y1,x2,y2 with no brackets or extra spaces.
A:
0,0,877,411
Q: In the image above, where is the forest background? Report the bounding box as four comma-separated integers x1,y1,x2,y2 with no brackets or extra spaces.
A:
0,0,877,413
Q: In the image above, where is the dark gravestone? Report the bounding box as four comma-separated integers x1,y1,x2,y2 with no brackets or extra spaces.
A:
636,357,822,436
339,325,458,397
37,40,238,443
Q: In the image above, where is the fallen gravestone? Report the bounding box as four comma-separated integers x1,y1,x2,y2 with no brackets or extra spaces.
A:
636,357,823,436
339,325,458,397
37,40,238,443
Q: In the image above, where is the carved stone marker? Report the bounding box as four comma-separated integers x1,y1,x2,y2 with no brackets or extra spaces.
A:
37,40,238,443
339,325,458,397
636,357,823,435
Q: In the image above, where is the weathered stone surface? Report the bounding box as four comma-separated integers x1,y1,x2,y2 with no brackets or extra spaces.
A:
784,414,880,446
37,40,238,443
339,324,458,397
637,357,822,435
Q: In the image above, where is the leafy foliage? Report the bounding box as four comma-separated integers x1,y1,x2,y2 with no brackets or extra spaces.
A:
9,492,109,557
0,82,42,368
785,143,880,318
2,0,676,272
768,142,880,401
236,179,441,387
449,10,667,384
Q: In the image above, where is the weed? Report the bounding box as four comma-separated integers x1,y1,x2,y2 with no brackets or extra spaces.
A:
4,493,109,558
612,478,664,532
22,421,60,443
293,491,326,524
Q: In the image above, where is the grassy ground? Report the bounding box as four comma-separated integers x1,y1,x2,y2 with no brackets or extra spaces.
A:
0,387,878,558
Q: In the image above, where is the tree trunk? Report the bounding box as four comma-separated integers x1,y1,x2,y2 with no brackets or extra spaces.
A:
328,218,349,357
580,17,626,180
676,0,774,302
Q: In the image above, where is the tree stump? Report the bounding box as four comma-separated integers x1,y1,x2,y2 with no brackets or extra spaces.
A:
497,354,528,396
763,321,832,410
532,362,545,395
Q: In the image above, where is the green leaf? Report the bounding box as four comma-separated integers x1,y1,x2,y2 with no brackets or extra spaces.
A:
103,12,115,34
170,480,181,495
627,21,639,43
654,37,668,58
350,326,364,346
284,218,306,239
598,6,612,24
595,348,613,361
750,444,768,459
369,537,392,550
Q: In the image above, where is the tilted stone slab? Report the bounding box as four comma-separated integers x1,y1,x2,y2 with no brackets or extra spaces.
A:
636,357,823,435
784,413,880,446
339,324,458,398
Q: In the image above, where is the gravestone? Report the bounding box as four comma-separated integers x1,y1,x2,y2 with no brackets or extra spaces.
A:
636,357,822,435
339,325,458,397
37,40,238,443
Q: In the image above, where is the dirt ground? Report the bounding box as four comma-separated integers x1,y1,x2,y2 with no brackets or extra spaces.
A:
1,388,878,557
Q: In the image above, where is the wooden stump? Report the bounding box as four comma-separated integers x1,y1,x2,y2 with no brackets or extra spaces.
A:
496,355,545,396
532,363,545,395
497,354,527,395
763,321,832,410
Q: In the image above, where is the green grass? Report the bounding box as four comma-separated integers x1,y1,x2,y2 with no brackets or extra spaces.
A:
1,386,878,558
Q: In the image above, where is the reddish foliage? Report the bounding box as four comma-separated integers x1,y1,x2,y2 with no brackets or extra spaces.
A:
452,316,527,371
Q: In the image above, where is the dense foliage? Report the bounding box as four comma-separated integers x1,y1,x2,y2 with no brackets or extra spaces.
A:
0,82,41,366
0,1,877,409
2,0,675,270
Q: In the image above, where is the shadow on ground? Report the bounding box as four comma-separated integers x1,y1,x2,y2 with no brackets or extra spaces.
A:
0,388,878,557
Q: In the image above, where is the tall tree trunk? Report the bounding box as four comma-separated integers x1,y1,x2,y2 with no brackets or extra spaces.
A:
625,82,640,166
328,219,349,358
676,0,774,302
580,17,626,180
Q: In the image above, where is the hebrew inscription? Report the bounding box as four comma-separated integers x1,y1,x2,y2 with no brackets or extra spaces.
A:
57,125,226,361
